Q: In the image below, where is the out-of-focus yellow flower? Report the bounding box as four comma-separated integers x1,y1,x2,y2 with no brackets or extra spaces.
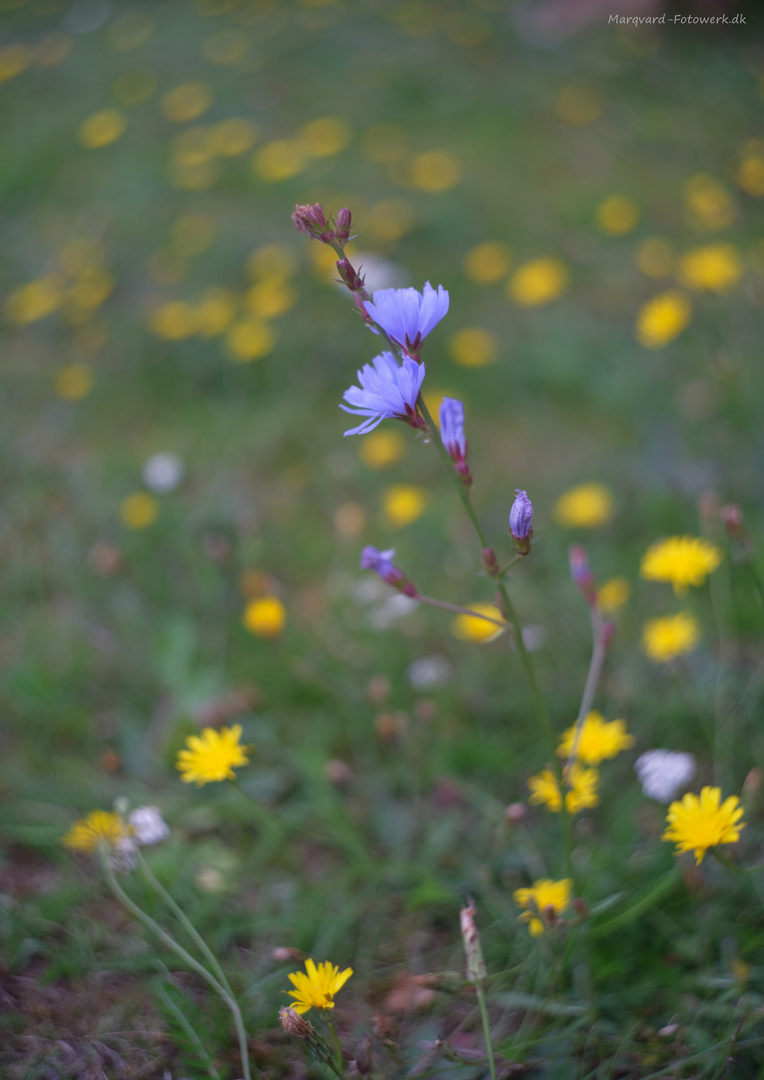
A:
209,117,258,155
225,318,275,362
451,602,505,643
69,267,114,310
203,28,250,65
635,238,674,278
108,10,155,50
245,280,296,319
177,724,251,785
162,82,212,123
635,290,691,348
112,69,157,106
253,139,307,182
528,764,599,814
309,243,339,282
642,611,700,662
557,712,634,765
662,786,745,864
56,363,94,400
361,123,406,163
149,301,198,340
243,596,286,638
448,327,497,368
383,484,427,528
641,536,722,594
508,258,568,306
286,959,353,1015
195,288,237,336
5,276,64,324
684,174,736,230
463,241,510,284
410,150,461,192
513,879,572,936
677,244,743,293
148,250,187,285
555,83,602,125
0,44,30,83
334,501,366,538
368,198,414,241
596,195,639,236
120,493,159,529
360,429,405,468
737,153,764,196
78,110,127,148
168,158,219,191
554,483,613,529
248,244,297,282
596,577,630,613
63,810,129,852
35,34,73,68
170,213,215,256
299,116,351,157
170,126,215,167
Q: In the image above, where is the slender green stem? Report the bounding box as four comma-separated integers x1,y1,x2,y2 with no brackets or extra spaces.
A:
101,852,254,1080
565,608,606,773
416,593,507,628
475,985,498,1080
326,1013,344,1074
588,867,680,938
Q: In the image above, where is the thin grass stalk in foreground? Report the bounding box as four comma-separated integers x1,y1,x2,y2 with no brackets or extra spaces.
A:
475,984,498,1080
564,605,608,773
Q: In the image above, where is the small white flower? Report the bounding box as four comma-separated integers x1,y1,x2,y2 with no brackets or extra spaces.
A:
112,836,138,872
635,749,697,803
142,452,185,493
407,655,452,691
129,806,170,846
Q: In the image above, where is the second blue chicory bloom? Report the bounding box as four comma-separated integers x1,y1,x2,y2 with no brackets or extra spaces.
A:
365,283,449,357
340,351,426,436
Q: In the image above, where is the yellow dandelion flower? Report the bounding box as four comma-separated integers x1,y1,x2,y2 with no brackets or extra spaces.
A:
554,483,613,529
203,29,250,66
243,596,286,638
635,238,674,278
737,154,764,197
298,116,351,158
463,241,511,284
5,275,65,324
247,244,297,283
56,363,94,400
596,576,630,613
642,612,700,663
0,44,30,84
253,139,307,182
63,810,129,852
360,429,405,469
451,603,505,644
677,244,743,294
635,290,691,348
177,724,251,786
368,198,414,242
383,485,427,528
448,327,497,368
209,117,258,156
225,317,275,362
640,536,722,595
684,174,736,231
557,712,635,766
162,82,213,123
150,301,198,340
596,195,639,236
120,493,159,529
78,109,127,148
662,786,745,864
409,150,461,193
245,280,296,319
195,288,238,337
513,878,572,936
286,959,353,1014
112,69,157,106
108,10,155,50
508,258,568,306
528,764,599,814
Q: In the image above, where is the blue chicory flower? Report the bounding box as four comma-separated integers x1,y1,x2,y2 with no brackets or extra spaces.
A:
365,283,449,357
340,352,426,436
360,546,416,595
439,396,471,485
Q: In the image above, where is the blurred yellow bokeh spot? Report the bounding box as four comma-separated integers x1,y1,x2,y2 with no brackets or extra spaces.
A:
299,116,351,157
554,483,614,529
248,244,298,282
203,29,250,65
635,238,674,278
120,493,159,529
635,290,691,348
451,602,505,643
368,198,414,241
149,301,198,340
245,280,296,318
0,44,30,83
225,318,275,361
195,288,238,336
383,485,427,528
108,11,155,50
310,243,339,282
360,429,405,468
69,267,115,310
79,110,127,148
738,153,764,197
677,244,743,293
162,82,213,123
35,34,72,68
596,195,639,236
448,327,497,368
253,139,307,181
5,276,64,324
113,70,157,106
334,501,366,538
170,213,216,257
410,150,461,192
597,577,630,613
555,83,603,125
167,158,220,191
243,596,286,638
361,123,407,163
509,258,568,306
56,363,94,400
684,174,736,230
210,117,258,155
464,241,511,284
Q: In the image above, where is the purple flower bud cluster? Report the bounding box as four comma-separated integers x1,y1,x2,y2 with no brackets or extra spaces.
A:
291,203,353,247
509,490,533,553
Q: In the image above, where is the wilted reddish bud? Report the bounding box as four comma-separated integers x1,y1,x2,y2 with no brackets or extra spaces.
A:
483,548,500,577
569,545,596,606
336,257,366,292
291,202,332,241
459,897,486,986
280,1007,315,1039
719,503,744,537
505,802,527,823
336,207,352,244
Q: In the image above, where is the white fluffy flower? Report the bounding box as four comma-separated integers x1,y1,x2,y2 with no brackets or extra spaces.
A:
142,452,185,493
635,749,697,803
129,806,170,846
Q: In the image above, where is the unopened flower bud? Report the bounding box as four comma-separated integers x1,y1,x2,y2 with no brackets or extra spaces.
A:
360,546,416,596
482,548,500,577
509,490,533,554
336,257,366,293
459,897,487,986
280,1007,315,1039
335,207,352,245
569,545,596,606
439,397,471,486
505,802,527,823
291,202,332,242
720,503,743,536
